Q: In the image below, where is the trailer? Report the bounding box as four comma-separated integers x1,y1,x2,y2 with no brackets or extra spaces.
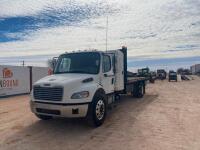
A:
30,47,147,127
190,64,200,75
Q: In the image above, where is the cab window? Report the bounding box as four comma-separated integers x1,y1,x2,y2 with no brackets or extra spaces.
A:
102,55,111,73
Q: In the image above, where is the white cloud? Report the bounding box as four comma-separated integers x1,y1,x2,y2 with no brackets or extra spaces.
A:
0,0,119,18
0,0,79,18
0,0,200,66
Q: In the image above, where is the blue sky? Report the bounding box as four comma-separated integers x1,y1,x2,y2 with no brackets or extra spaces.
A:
0,0,200,69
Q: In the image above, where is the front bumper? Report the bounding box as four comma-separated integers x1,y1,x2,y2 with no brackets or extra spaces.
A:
30,101,89,118
169,76,177,80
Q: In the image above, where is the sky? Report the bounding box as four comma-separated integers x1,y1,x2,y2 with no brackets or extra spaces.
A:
0,0,200,70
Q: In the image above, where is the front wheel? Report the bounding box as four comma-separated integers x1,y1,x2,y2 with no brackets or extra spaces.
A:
87,94,107,127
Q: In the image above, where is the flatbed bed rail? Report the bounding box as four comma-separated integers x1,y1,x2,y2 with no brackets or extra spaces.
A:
127,77,147,84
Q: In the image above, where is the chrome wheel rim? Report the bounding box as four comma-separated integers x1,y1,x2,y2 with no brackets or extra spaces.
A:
96,100,105,120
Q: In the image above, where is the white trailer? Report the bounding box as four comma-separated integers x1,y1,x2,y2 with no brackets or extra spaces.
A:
30,47,146,126
190,64,200,74
0,66,52,97
0,65,30,97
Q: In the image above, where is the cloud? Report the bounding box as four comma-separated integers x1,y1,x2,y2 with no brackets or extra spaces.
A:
128,56,200,71
0,0,62,18
163,44,200,52
0,54,56,66
0,0,200,67
121,32,157,40
0,0,117,42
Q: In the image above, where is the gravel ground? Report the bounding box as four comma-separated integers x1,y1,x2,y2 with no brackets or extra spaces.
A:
0,76,200,150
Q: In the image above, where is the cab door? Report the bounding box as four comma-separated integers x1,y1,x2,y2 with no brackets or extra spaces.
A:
101,54,115,94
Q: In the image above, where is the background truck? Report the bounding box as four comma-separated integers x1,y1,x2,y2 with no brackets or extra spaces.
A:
168,71,177,82
138,67,150,77
137,67,156,83
30,47,147,127
157,69,167,80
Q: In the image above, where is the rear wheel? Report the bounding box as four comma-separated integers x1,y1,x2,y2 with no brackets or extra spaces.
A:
115,94,121,101
87,94,107,127
132,82,145,98
35,114,53,120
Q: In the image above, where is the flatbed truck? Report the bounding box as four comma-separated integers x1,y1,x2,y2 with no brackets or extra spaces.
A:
30,47,147,126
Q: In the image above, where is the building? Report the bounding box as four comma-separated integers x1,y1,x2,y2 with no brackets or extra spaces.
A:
190,64,200,74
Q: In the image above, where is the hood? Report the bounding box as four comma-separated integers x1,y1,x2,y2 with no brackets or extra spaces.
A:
34,73,95,86
32,73,99,103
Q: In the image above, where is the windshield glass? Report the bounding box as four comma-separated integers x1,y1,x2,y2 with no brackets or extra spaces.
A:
54,52,100,74
170,73,177,75
157,70,165,73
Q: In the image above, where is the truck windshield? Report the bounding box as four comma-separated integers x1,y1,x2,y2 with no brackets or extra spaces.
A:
157,70,165,73
170,72,176,75
54,52,100,74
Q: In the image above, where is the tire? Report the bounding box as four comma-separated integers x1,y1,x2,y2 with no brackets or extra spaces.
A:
115,94,121,101
132,82,144,98
35,114,53,120
143,83,146,94
87,94,107,127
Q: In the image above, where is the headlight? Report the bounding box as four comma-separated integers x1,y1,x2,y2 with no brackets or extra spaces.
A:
71,91,89,99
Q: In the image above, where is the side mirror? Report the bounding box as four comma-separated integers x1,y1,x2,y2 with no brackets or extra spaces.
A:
52,57,58,72
47,57,58,73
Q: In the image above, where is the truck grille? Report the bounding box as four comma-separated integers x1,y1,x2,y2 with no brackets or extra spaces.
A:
34,86,63,101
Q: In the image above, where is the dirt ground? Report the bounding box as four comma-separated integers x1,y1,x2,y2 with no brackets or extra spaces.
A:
0,76,200,150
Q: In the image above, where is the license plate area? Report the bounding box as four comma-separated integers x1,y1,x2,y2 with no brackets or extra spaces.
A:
36,108,61,115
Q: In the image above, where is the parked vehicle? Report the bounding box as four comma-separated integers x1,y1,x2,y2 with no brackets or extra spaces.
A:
138,67,150,77
157,69,167,80
149,71,157,83
168,71,177,82
137,67,155,83
177,68,191,75
30,47,147,127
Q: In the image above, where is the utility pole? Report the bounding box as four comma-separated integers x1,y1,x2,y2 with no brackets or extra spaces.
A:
22,60,25,67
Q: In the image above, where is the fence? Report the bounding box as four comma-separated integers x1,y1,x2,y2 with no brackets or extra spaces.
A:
0,65,52,97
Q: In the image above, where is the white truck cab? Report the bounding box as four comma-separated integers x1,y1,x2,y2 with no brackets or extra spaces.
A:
30,47,146,126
